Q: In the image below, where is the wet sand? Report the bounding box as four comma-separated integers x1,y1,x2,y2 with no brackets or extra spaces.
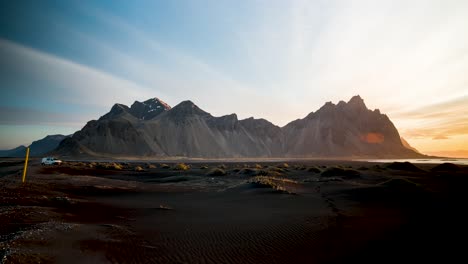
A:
1,159,468,263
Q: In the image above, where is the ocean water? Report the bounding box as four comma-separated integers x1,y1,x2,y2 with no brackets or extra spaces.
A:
362,158,468,165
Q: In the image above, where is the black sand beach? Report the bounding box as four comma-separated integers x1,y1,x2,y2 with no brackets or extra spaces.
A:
1,159,468,263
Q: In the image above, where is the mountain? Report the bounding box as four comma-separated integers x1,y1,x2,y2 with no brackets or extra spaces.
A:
57,99,283,158
0,145,27,158
29,134,70,156
0,134,69,157
282,96,418,158
55,96,423,158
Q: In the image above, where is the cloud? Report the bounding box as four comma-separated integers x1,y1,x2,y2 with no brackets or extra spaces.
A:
0,38,159,108
425,150,468,158
215,0,468,127
390,95,468,140
63,6,300,124
0,106,91,127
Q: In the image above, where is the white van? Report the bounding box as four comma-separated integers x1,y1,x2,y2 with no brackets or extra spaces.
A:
41,157,63,165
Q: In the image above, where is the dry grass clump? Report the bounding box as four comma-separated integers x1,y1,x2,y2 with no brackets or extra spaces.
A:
269,167,285,173
321,167,360,178
200,165,209,169
218,164,227,169
238,168,283,177
277,163,289,169
255,170,269,176
266,171,283,177
134,166,144,172
294,165,306,170
248,176,296,194
112,163,124,170
146,163,157,169
207,168,227,176
307,166,321,173
96,162,123,170
239,168,256,175
158,204,173,210
95,163,107,169
255,164,263,169
160,164,170,169
173,163,190,171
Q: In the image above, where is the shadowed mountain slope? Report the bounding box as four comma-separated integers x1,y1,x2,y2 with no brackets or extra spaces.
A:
55,96,422,158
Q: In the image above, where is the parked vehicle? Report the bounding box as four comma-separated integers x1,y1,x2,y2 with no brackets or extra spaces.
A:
41,157,62,165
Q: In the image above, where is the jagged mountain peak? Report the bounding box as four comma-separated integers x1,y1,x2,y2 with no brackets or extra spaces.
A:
100,103,130,120
140,97,171,110
99,97,173,121
314,95,368,115
316,101,337,114
219,113,238,121
337,100,347,107
347,95,367,109
112,103,129,111
169,100,209,116
129,97,171,120
176,100,198,108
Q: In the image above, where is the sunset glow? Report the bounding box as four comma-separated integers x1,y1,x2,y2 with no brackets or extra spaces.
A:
360,133,385,144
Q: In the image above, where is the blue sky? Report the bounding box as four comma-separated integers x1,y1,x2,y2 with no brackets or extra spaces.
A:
1,0,468,156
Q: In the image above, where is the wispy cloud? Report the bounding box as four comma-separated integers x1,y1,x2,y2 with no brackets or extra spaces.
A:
0,37,165,148
0,38,159,108
433,135,449,140
69,5,298,123
0,106,90,127
391,95,468,140
425,149,468,158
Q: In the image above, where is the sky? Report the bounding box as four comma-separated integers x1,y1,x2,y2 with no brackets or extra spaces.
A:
0,0,467,157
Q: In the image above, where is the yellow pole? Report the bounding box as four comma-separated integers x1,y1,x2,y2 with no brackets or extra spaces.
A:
22,147,30,183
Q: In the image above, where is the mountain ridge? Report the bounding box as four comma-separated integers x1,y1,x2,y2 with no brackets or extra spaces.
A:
0,134,69,157
54,96,424,159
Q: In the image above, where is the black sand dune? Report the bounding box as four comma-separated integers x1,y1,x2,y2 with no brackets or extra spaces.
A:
387,161,424,172
431,162,462,172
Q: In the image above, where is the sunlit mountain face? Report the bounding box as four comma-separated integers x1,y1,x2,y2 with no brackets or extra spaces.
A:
1,1,467,157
